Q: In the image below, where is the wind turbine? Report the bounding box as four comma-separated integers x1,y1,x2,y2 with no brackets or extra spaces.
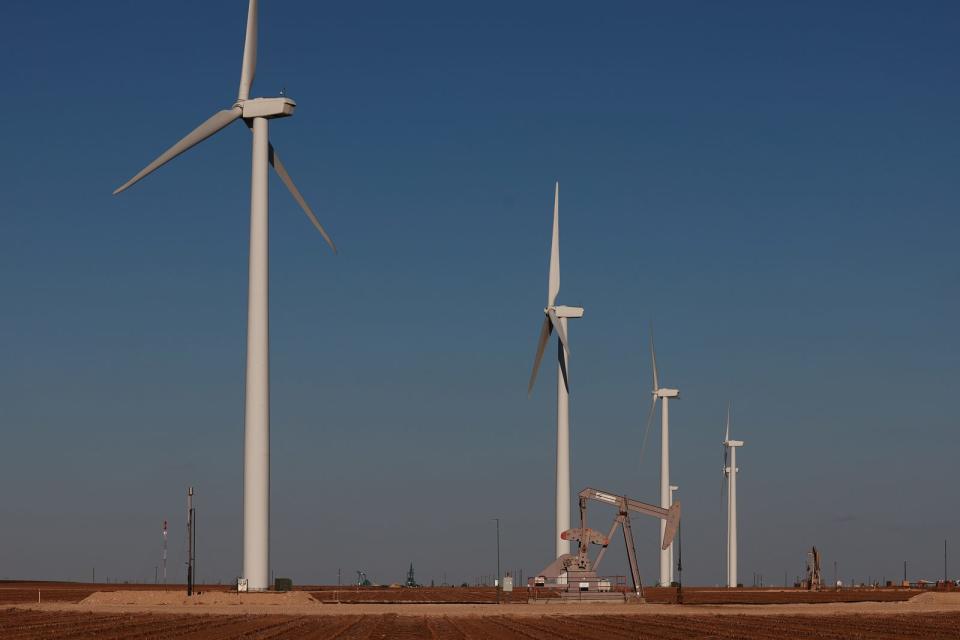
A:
113,0,336,591
641,328,679,586
527,182,584,559
723,404,744,588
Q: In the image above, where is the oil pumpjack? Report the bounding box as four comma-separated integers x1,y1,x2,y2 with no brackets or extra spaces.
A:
535,487,680,600
804,547,822,590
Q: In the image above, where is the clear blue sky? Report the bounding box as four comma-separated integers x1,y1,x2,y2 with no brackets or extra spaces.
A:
0,0,957,587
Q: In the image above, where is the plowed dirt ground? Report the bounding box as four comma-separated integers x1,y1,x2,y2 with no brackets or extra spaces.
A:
2,582,919,606
4,583,955,639
2,609,959,639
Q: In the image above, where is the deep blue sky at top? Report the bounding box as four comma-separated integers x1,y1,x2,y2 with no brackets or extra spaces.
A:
0,1,957,586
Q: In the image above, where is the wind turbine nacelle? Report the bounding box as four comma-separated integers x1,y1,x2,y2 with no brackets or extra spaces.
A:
656,388,679,398
552,305,585,319
242,97,296,119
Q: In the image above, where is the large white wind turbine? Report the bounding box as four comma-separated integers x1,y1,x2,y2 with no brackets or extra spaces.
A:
641,329,680,586
528,183,584,559
723,405,744,588
113,0,335,592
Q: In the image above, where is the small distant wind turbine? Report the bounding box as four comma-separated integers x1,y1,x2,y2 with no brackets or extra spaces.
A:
641,328,680,587
527,182,584,559
113,0,335,591
723,404,744,588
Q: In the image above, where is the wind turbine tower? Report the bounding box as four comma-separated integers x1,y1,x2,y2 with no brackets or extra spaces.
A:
723,407,744,588
643,330,680,586
112,0,336,591
528,183,584,558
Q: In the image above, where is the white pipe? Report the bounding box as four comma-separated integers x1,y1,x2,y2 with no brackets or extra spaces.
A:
243,116,270,592
659,397,670,586
556,318,570,558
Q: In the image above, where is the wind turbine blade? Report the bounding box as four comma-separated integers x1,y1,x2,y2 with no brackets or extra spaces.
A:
725,402,731,441
113,108,241,195
649,325,659,391
558,338,569,392
527,317,553,395
238,0,258,100
547,307,569,350
548,182,560,306
722,403,731,497
268,143,337,253
638,395,658,465
722,445,728,497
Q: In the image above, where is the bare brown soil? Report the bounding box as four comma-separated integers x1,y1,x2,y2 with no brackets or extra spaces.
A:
2,609,959,639
312,585,919,605
641,586,919,604
305,584,920,605
309,586,547,603
0,582,230,605
1,581,921,606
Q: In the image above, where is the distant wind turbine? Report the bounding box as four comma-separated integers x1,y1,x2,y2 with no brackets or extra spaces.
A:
527,182,584,559
641,328,680,586
113,0,336,591
723,404,744,588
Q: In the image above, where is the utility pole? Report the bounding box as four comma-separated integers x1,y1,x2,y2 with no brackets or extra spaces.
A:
187,487,195,596
834,560,838,590
494,518,501,604
904,560,907,585
945,540,948,583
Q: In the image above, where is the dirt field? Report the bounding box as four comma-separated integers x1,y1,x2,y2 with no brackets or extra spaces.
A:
309,586,545,603
2,582,918,606
3,583,956,638
641,586,919,604
308,585,918,604
0,582,231,605
2,609,960,639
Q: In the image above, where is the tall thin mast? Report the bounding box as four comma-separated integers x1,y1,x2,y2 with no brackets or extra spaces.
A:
162,520,168,586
